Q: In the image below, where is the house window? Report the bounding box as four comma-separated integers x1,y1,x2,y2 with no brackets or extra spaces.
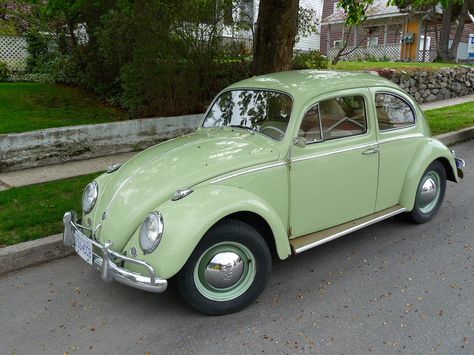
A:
367,36,378,47
419,35,431,51
333,40,343,48
333,2,339,13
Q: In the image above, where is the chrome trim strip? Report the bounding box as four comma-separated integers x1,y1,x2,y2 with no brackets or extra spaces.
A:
210,162,286,184
104,138,203,213
291,142,375,163
377,133,424,144
293,207,406,254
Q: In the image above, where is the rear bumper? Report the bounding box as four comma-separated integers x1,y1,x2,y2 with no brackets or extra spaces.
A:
454,157,465,179
63,211,167,293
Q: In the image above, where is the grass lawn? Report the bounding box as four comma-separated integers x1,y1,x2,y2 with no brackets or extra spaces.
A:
0,82,126,134
425,102,474,135
329,61,461,71
0,172,100,247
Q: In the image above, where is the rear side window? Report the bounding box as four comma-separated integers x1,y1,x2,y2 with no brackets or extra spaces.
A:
298,95,367,143
375,93,415,131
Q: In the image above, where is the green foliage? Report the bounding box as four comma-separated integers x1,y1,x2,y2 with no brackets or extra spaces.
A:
337,0,374,26
20,0,256,117
296,7,320,42
0,61,11,81
292,50,329,70
353,53,392,62
25,31,53,72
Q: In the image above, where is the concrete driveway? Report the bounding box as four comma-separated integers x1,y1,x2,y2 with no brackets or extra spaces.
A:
1,139,473,354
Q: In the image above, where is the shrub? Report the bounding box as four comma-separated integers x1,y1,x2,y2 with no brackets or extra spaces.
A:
293,50,329,70
0,61,10,81
25,31,53,73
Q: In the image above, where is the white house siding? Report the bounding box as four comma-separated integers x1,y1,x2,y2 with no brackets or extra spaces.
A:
223,0,322,52
294,0,322,51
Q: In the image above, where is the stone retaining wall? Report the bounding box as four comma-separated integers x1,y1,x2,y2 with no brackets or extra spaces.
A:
0,114,202,172
378,66,474,103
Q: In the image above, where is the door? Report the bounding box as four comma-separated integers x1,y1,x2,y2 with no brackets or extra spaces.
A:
289,89,379,238
371,89,422,211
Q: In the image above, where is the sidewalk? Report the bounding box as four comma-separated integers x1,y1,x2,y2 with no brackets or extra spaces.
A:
0,152,135,191
1,94,473,191
419,93,474,111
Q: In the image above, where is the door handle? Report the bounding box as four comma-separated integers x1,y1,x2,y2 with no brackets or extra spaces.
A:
362,147,379,155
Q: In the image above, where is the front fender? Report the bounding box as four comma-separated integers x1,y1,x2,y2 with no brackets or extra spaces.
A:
122,185,291,279
399,138,457,211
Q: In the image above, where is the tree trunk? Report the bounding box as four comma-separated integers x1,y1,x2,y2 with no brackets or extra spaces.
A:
436,2,453,62
253,0,299,75
448,0,468,61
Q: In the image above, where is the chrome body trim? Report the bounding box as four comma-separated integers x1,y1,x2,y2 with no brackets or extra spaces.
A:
377,133,424,144
103,138,203,214
293,207,406,254
291,142,374,163
63,211,167,293
210,162,286,184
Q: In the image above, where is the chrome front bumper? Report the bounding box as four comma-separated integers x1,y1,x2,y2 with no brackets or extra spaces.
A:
63,211,167,293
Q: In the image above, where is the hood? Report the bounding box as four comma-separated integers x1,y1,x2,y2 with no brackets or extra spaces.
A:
92,128,281,250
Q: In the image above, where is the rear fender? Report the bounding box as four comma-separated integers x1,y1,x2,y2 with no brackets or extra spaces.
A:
399,138,457,211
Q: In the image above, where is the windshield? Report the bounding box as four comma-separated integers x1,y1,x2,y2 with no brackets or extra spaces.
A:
202,90,293,141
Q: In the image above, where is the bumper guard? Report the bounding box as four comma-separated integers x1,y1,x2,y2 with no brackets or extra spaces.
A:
63,211,167,293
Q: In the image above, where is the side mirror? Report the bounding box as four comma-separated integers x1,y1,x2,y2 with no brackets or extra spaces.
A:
292,137,306,148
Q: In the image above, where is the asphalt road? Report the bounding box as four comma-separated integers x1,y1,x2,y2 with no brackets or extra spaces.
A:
1,139,473,355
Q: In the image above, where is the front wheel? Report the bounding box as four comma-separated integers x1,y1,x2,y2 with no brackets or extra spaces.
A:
176,220,272,315
409,160,446,224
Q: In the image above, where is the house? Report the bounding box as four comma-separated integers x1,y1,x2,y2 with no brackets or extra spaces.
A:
320,0,474,62
221,0,323,52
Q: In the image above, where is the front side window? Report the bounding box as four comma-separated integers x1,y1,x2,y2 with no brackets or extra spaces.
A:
375,93,415,131
202,90,293,141
298,95,367,143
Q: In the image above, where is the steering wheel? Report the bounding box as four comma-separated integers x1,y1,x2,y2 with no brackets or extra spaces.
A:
261,126,285,139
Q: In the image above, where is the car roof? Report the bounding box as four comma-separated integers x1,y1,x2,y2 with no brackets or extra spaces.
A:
228,70,400,102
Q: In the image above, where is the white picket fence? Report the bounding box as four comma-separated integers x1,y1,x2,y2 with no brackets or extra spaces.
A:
0,36,28,71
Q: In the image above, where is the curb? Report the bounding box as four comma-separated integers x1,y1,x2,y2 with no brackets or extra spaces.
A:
435,126,474,146
0,127,473,277
0,234,74,277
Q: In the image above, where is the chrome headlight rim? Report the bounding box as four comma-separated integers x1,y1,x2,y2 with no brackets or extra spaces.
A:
82,181,98,214
139,211,164,255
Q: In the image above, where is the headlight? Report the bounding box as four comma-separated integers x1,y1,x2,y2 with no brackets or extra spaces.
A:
139,212,164,254
82,181,98,214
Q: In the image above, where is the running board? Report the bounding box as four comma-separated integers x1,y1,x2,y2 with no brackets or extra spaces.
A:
290,205,406,254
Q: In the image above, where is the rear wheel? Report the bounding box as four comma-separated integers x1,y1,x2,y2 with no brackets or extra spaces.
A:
409,161,446,224
176,220,271,315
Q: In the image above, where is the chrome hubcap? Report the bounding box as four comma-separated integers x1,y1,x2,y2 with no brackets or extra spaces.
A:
204,252,244,289
420,178,437,205
417,172,441,214
194,242,256,302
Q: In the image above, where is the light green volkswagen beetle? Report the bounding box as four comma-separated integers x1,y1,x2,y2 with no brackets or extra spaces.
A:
63,70,465,315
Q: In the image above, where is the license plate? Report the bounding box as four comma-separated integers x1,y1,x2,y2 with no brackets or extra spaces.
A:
74,230,93,265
